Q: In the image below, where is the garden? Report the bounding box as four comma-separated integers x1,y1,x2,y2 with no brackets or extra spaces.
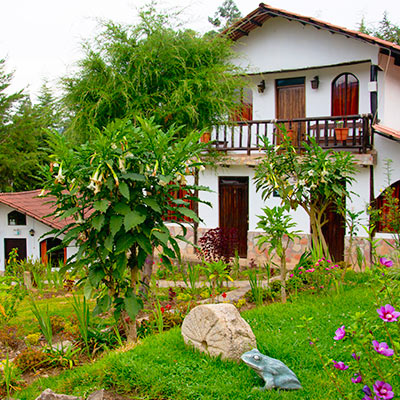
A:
0,6,399,400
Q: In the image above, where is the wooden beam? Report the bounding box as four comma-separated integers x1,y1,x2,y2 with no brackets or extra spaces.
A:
249,19,262,27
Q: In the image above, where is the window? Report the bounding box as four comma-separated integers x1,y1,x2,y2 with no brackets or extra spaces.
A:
232,88,253,121
164,186,194,222
8,211,26,226
375,181,400,233
332,73,359,116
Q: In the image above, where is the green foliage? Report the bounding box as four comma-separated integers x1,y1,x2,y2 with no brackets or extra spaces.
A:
0,61,61,191
359,12,400,45
62,6,245,142
254,133,356,259
71,295,90,355
0,353,22,399
0,276,26,325
43,118,209,340
201,259,233,297
30,299,53,347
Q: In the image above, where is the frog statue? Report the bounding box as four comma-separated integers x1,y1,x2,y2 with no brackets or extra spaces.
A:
241,348,302,391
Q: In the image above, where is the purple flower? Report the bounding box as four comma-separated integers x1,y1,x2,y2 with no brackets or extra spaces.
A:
377,304,400,322
289,273,294,278
333,325,346,340
363,385,372,396
351,352,360,361
372,340,394,357
333,360,349,370
351,373,362,383
373,381,394,400
362,396,372,400
379,257,393,268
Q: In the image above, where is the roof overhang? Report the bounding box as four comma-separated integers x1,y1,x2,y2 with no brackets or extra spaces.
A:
224,3,400,59
373,124,400,142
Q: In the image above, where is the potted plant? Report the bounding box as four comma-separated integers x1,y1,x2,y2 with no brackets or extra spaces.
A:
200,132,211,143
335,120,349,141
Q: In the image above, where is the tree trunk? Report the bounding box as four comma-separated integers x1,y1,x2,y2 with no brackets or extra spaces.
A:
280,253,287,303
139,250,154,297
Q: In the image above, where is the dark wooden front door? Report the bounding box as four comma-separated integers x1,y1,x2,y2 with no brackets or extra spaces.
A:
321,202,345,262
4,238,27,264
276,77,305,146
219,177,249,258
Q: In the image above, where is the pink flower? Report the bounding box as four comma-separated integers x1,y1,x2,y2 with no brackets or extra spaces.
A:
333,325,346,340
327,259,332,263
309,268,315,273
298,266,303,270
379,257,393,268
351,373,362,384
373,380,394,399
372,340,394,357
325,267,330,271
334,264,339,268
289,273,294,278
377,304,400,322
351,352,360,361
333,360,348,370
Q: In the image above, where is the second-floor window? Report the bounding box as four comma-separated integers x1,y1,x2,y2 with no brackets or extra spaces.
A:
332,73,359,116
8,211,26,226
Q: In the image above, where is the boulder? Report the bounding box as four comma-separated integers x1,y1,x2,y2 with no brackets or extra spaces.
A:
34,389,81,400
181,303,256,361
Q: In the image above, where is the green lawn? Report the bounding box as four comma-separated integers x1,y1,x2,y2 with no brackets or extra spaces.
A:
17,283,395,400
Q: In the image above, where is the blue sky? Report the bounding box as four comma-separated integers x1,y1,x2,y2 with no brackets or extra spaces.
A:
1,0,399,99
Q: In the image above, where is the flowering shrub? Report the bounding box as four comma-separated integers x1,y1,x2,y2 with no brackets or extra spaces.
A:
304,258,399,400
287,257,344,293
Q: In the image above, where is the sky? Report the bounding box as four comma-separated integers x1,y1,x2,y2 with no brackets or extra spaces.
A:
1,0,400,100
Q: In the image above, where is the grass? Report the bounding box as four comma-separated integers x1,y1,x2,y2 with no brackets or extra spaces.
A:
16,283,394,400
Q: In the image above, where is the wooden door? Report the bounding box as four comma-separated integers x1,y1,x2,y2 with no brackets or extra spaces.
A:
219,177,248,258
321,202,345,262
4,238,27,264
276,77,305,146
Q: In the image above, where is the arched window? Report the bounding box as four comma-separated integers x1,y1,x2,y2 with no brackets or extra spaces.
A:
40,238,66,266
375,180,400,233
8,211,26,226
332,73,359,116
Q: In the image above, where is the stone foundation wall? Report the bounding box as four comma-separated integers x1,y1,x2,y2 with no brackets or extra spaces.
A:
166,225,398,268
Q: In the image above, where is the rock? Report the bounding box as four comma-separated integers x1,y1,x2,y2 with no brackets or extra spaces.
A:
87,390,104,400
181,303,256,361
34,389,81,400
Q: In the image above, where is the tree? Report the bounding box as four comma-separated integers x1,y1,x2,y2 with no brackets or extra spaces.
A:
43,118,209,342
62,6,245,142
0,72,63,191
254,134,356,260
208,0,242,32
359,12,400,45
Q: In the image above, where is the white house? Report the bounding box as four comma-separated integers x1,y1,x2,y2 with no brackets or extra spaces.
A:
177,4,400,266
0,190,76,271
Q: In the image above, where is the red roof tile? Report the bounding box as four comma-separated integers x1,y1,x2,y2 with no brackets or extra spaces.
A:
0,190,69,230
373,124,400,142
224,3,400,55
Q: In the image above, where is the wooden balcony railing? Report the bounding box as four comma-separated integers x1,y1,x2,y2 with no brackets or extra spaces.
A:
211,114,373,154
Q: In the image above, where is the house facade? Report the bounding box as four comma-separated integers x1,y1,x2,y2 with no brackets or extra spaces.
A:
0,190,77,271
176,4,400,266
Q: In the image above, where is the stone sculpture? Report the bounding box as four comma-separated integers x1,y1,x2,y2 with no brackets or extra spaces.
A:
241,348,302,390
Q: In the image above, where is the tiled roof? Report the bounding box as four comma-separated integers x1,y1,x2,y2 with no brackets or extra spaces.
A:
224,3,400,56
373,124,400,142
0,190,69,230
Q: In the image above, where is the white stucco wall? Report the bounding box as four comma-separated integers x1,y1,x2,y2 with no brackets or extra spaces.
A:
232,17,378,73
0,203,77,271
379,54,400,131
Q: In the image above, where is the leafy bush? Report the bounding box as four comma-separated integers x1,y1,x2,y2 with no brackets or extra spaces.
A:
198,227,239,263
0,325,22,349
14,348,49,372
0,276,26,324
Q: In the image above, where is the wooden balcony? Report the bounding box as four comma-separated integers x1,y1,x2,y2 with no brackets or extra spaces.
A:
211,114,374,155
